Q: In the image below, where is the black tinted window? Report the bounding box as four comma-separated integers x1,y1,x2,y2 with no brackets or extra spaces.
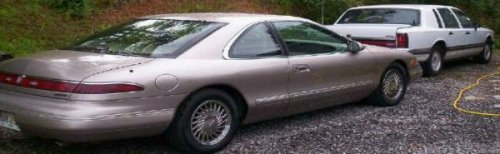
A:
68,19,225,57
230,23,282,58
273,21,348,56
452,9,474,28
438,8,460,28
338,9,420,25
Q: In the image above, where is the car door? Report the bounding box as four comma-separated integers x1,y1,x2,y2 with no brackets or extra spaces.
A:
270,21,378,114
225,22,291,123
451,8,484,56
436,8,467,60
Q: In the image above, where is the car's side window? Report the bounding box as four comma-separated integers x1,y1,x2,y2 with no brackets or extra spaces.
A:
272,21,348,56
432,9,443,28
452,9,474,28
437,8,460,28
229,23,282,58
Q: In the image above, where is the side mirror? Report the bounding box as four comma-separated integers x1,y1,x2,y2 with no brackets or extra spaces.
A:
348,40,365,53
473,22,480,31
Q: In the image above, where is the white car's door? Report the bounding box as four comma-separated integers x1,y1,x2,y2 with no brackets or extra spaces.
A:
451,8,484,52
437,7,467,60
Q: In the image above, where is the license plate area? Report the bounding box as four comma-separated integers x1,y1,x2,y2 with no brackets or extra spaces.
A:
0,111,20,131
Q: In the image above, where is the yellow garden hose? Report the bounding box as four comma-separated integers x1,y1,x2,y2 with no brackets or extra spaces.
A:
452,66,500,117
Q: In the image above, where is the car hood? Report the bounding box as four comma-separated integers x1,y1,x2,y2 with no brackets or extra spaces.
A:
0,50,153,81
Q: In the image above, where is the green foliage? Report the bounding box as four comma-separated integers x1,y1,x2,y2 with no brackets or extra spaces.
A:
43,0,95,18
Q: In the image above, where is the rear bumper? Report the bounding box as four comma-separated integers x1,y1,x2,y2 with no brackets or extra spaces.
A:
398,48,431,62
0,89,186,143
409,63,423,82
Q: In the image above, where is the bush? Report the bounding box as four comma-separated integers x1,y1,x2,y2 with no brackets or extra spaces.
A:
43,0,94,18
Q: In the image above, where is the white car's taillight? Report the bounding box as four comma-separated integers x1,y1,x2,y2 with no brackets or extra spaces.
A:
396,33,409,48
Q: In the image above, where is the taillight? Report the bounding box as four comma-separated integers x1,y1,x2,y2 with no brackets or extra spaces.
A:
0,72,19,85
359,40,396,48
73,83,144,94
0,72,144,94
396,33,409,48
20,77,79,93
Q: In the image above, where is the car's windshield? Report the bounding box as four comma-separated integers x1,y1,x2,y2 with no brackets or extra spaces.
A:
338,9,420,25
66,19,225,58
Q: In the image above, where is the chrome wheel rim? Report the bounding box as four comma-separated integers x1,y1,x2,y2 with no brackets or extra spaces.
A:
484,45,491,60
382,69,404,101
190,100,231,146
431,52,442,72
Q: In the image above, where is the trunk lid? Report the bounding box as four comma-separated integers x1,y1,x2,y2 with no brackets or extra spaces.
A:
0,50,153,98
326,24,412,41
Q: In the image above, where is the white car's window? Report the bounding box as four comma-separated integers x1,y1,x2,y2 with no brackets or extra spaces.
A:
452,9,474,28
229,23,282,58
437,8,460,28
338,9,420,26
272,21,348,56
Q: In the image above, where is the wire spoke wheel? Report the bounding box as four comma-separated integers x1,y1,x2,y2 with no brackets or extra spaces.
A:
190,100,232,146
382,69,404,101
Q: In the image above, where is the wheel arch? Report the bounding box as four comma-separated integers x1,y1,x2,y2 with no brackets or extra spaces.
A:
391,60,410,84
180,84,249,121
486,35,493,45
432,40,447,56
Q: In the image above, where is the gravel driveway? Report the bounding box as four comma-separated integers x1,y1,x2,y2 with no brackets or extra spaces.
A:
0,55,499,154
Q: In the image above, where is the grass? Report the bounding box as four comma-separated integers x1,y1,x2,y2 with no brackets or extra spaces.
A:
0,0,272,57
0,1,498,57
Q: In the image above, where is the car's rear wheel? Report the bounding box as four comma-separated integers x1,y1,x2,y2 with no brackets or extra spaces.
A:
368,63,408,106
166,89,240,153
474,42,492,64
422,45,444,76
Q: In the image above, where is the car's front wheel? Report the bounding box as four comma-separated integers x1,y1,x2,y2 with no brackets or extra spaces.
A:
422,45,444,76
474,42,492,64
368,63,408,106
167,89,240,153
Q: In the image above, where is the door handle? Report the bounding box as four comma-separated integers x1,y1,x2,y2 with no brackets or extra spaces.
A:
449,32,454,35
293,64,310,73
465,31,471,35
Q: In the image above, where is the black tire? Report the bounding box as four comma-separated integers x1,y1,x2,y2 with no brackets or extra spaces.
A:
422,45,444,76
166,89,240,153
368,63,408,106
474,42,492,64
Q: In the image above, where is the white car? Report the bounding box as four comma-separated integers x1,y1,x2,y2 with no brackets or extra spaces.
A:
326,5,494,76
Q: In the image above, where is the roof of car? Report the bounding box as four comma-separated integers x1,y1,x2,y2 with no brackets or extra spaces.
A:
140,13,307,23
350,4,458,10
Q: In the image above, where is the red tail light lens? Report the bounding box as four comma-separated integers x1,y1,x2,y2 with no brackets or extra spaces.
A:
19,77,79,93
396,33,409,48
0,72,19,85
74,84,144,94
359,40,396,48
0,72,144,94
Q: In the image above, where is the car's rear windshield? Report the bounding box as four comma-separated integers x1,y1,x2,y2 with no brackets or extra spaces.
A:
338,8,420,26
66,19,226,58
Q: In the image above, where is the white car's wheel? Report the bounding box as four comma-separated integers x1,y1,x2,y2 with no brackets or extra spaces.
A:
422,45,444,76
474,42,492,64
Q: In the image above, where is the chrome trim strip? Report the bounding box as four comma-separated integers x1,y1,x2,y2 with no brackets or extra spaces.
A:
290,80,373,99
255,80,373,104
255,94,289,104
